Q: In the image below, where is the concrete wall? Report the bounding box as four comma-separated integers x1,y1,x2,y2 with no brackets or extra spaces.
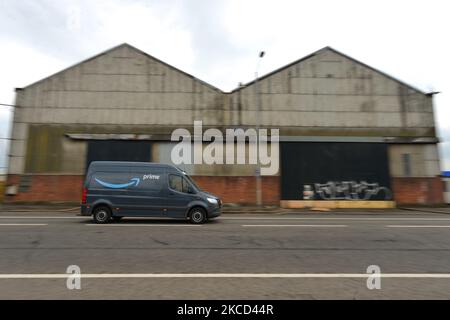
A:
231,48,435,138
387,144,443,205
17,128,274,177
388,144,440,178
155,142,270,176
9,44,223,175
10,45,438,176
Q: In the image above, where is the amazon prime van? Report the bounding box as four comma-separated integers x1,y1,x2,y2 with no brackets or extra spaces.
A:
80,161,221,224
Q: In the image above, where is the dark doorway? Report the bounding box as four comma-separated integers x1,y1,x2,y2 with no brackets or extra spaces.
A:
86,140,152,170
280,142,391,200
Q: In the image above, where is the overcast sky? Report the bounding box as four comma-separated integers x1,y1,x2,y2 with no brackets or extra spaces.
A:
0,0,449,173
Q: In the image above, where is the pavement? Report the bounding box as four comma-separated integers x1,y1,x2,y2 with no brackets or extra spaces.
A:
0,207,450,299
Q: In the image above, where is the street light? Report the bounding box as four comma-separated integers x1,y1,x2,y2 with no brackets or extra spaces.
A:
255,51,265,207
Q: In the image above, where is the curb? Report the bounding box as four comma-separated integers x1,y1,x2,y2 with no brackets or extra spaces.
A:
399,207,450,215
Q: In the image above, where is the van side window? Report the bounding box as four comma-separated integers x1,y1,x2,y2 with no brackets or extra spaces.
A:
169,174,189,193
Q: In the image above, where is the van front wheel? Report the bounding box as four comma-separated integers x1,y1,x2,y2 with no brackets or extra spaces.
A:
189,207,207,224
93,206,112,224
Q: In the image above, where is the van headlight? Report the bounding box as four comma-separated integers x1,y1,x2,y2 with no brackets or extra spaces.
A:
207,197,218,204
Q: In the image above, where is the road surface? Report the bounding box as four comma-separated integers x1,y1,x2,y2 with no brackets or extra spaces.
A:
0,209,450,299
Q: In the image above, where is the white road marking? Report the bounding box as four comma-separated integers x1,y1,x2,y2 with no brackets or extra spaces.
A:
242,224,347,227
222,217,450,221
0,224,48,226
387,225,450,228
1,273,450,279
85,224,202,227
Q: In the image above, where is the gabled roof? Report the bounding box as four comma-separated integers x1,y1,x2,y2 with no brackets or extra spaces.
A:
123,43,222,93
20,43,223,93
19,43,428,96
231,46,427,95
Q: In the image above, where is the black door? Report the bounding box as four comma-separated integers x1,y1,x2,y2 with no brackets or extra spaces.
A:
86,140,152,170
280,142,391,201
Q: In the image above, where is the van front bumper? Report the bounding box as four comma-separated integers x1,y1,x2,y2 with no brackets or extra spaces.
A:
207,207,221,219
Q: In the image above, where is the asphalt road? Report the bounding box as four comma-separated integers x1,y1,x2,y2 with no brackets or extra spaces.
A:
1,210,450,299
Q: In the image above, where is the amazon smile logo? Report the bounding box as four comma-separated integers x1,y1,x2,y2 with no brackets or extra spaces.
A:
94,177,140,189
94,173,161,189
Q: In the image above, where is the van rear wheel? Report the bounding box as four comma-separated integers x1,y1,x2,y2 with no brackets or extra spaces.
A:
189,207,207,224
93,206,111,224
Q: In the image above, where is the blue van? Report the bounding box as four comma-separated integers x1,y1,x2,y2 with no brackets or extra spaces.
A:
80,161,221,224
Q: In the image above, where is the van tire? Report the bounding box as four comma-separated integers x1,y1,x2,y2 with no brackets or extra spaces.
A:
93,206,112,224
189,207,207,224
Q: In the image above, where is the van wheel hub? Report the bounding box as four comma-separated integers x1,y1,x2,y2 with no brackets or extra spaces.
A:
191,211,204,223
93,206,112,224
191,210,205,223
96,210,108,222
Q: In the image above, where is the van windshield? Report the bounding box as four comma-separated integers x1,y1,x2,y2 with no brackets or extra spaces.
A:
183,173,201,192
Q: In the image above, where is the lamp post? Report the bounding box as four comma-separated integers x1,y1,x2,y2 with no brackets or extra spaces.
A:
255,51,265,207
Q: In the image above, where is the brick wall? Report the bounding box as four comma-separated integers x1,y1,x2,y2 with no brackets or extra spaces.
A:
5,175,84,203
391,177,444,205
5,174,443,206
193,176,280,205
5,174,280,205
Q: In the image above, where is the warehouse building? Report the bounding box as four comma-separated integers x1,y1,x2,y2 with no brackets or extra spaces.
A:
5,43,444,207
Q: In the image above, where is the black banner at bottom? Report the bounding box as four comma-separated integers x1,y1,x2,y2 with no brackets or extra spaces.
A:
0,300,444,319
